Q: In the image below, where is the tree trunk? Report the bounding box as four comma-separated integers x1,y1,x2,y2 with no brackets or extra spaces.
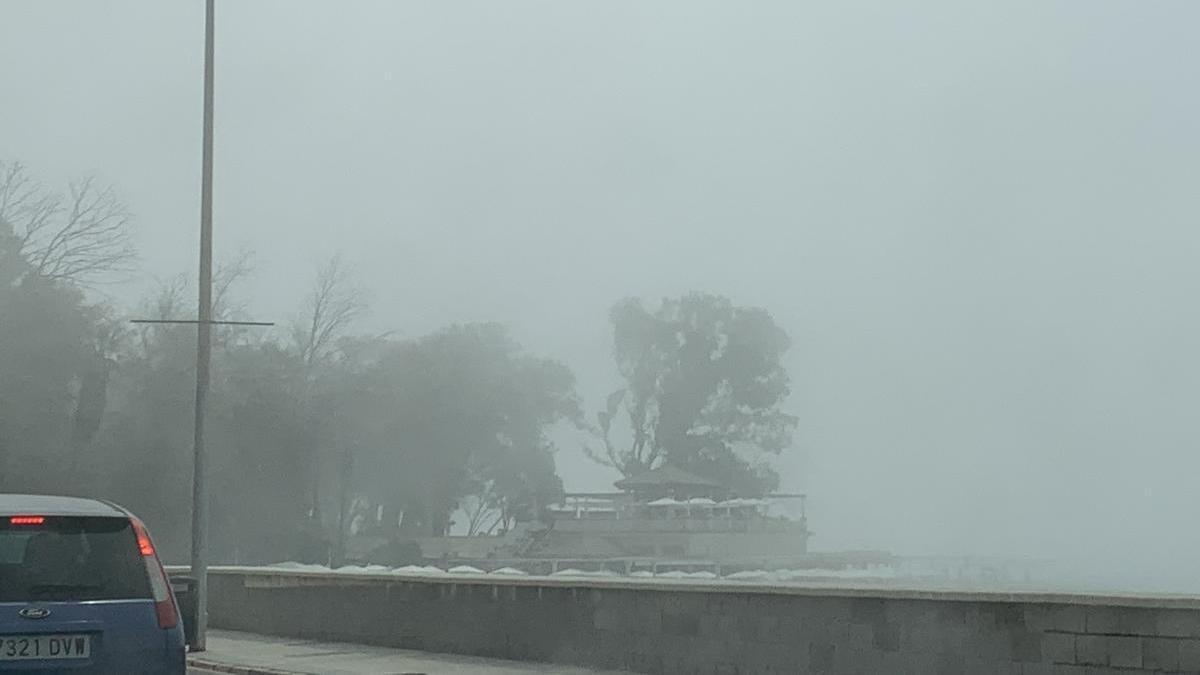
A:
331,448,353,566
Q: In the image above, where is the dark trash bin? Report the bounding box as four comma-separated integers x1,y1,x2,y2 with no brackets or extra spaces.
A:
169,574,198,648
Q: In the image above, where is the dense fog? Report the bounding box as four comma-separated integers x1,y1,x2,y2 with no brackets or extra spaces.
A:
3,1,1200,592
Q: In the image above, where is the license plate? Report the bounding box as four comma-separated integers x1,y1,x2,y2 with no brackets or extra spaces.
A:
0,634,91,660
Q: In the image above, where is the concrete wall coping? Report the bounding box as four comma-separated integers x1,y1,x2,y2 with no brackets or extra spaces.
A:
169,565,1200,611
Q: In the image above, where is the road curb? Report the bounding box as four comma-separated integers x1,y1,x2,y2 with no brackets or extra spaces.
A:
186,657,309,675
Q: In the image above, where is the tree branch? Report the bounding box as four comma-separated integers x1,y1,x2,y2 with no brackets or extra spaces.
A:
1,162,137,288
295,253,366,372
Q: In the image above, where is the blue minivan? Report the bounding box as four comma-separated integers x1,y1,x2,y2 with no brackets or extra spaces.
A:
0,495,186,673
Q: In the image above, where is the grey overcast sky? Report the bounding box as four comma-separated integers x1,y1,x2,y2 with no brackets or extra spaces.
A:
3,1,1200,581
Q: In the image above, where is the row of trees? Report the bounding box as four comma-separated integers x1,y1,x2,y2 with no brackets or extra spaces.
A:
0,160,797,565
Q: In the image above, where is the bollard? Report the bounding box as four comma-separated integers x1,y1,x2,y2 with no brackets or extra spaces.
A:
169,574,199,648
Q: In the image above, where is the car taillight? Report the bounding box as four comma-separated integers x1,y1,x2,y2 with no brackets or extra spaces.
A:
9,516,45,525
131,518,178,629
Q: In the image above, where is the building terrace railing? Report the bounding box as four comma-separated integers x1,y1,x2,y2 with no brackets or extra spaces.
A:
551,516,808,534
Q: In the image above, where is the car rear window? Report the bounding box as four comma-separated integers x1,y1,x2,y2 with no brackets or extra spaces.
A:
0,516,152,602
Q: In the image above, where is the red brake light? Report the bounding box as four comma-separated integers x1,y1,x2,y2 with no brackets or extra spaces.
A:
135,530,155,556
9,516,45,525
130,518,178,629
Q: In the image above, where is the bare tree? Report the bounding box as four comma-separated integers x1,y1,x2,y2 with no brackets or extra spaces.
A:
212,249,254,320
293,253,366,373
0,161,136,287
0,161,55,237
292,254,366,531
460,487,506,537
209,250,258,351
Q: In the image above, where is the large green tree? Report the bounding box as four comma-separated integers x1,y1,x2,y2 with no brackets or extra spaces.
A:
0,271,98,490
1,161,583,564
82,267,290,563
349,323,579,537
0,161,131,492
590,293,797,495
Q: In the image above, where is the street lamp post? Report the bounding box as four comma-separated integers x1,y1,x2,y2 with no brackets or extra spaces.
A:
191,0,216,652
131,0,273,652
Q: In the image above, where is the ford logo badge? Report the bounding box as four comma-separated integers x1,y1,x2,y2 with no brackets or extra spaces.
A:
18,607,51,620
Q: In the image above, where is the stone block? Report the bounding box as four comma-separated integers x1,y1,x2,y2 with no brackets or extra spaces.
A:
1179,638,1200,671
1008,629,1042,662
797,597,852,626
792,614,826,643
1113,607,1157,636
872,622,901,652
828,620,874,654
661,612,700,637
592,607,624,632
1072,634,1141,668
1084,607,1118,634
968,660,1022,675
990,603,1027,629
1103,635,1140,668
1141,637,1179,671
743,641,806,673
962,631,1012,662
1075,635,1107,666
833,647,885,675
897,612,940,652
733,615,767,642
1042,632,1075,664
936,653,1023,675
705,593,743,615
632,599,663,633
625,651,664,673
1037,667,1087,675
658,591,708,618
761,595,799,619
758,615,803,644
928,654,970,675
848,598,887,625
699,612,736,637
876,652,912,674
1159,610,1200,638
883,599,926,624
905,618,968,656
1025,604,1085,633
808,641,836,673
901,653,942,675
